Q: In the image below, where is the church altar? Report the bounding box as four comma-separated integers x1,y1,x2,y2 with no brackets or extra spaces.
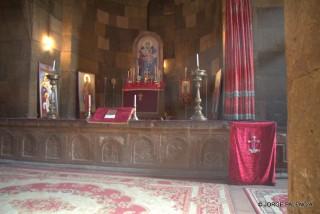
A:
122,82,164,118
0,119,230,179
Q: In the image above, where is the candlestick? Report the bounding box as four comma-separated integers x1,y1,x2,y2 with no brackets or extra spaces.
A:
184,67,187,80
87,94,92,119
131,94,139,120
52,60,56,71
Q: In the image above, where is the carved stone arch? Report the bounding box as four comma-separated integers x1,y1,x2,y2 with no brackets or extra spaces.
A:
0,129,15,156
133,136,155,164
45,135,62,159
132,31,164,82
22,134,37,157
165,137,187,162
71,135,91,161
101,138,123,163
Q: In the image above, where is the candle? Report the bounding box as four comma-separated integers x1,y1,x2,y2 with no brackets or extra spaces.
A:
184,67,187,80
88,94,91,110
196,53,199,68
134,94,137,107
52,60,56,71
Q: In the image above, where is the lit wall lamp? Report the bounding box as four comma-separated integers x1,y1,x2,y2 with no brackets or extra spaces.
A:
42,35,55,52
163,60,168,74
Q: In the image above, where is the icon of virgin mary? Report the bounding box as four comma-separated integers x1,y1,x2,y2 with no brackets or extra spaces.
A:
138,40,157,79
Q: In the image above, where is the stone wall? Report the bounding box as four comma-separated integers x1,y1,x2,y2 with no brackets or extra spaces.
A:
95,0,148,108
0,1,32,117
285,0,320,212
253,0,287,127
149,0,222,119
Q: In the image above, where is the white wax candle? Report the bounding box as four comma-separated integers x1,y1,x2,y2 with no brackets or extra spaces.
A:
88,94,91,109
184,67,187,79
52,60,56,71
134,94,136,107
196,53,199,68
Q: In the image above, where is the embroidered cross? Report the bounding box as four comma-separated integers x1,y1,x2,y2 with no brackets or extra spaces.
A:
248,135,260,154
138,93,143,101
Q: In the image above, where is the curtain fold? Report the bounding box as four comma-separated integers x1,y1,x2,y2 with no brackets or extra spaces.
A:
223,0,255,120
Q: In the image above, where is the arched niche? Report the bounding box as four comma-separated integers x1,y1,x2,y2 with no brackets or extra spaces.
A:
132,31,164,82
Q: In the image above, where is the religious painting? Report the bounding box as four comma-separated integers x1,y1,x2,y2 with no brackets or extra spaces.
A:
212,69,222,119
138,37,158,81
133,32,163,83
78,71,96,117
38,63,58,118
180,80,192,104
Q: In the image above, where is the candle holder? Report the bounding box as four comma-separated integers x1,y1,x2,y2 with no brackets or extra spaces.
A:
190,67,207,121
46,73,59,119
131,95,139,121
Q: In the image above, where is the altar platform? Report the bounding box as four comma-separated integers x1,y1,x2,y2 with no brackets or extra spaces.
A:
0,119,286,180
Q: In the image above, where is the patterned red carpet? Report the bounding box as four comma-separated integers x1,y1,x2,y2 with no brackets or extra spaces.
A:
245,188,288,214
0,165,234,214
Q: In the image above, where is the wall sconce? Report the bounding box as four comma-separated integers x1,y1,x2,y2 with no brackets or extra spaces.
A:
42,35,55,52
163,60,168,74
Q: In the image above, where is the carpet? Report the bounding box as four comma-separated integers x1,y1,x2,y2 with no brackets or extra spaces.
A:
244,188,288,214
0,165,234,214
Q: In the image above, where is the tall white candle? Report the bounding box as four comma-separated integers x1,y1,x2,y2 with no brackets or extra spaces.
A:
52,60,56,71
88,94,91,110
196,53,199,68
184,67,187,80
134,94,136,107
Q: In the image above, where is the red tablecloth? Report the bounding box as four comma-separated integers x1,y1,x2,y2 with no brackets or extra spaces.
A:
88,107,134,124
229,121,277,185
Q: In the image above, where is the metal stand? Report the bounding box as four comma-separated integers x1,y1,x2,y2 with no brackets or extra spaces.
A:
47,73,59,119
131,107,139,121
190,67,207,121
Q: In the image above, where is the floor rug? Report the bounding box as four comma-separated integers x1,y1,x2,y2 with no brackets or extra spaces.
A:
0,165,234,214
244,188,288,214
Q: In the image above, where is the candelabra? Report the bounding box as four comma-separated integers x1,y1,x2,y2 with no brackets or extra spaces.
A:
190,67,207,121
46,73,59,119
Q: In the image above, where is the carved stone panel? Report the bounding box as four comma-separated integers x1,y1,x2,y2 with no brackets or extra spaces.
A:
100,138,124,163
161,136,188,167
0,130,14,156
199,136,228,169
133,136,156,164
22,135,37,157
45,135,62,160
71,135,91,161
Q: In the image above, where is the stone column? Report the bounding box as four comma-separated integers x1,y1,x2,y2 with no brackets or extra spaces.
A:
285,0,320,213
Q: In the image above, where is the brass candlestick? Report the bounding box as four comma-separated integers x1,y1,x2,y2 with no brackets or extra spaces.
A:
190,67,207,121
46,73,59,119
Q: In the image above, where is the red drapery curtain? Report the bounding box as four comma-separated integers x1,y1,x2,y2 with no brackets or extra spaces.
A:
223,0,255,120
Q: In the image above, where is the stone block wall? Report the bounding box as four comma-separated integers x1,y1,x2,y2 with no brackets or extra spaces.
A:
149,0,222,119
253,0,287,127
94,0,148,108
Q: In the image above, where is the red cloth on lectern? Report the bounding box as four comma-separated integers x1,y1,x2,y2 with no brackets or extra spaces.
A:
88,107,134,123
229,121,277,185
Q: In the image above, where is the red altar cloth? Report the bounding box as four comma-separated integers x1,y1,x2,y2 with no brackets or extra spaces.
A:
229,121,277,185
123,81,165,91
88,107,134,124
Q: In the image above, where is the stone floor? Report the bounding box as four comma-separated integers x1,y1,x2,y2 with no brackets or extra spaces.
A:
229,178,288,214
0,160,288,214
